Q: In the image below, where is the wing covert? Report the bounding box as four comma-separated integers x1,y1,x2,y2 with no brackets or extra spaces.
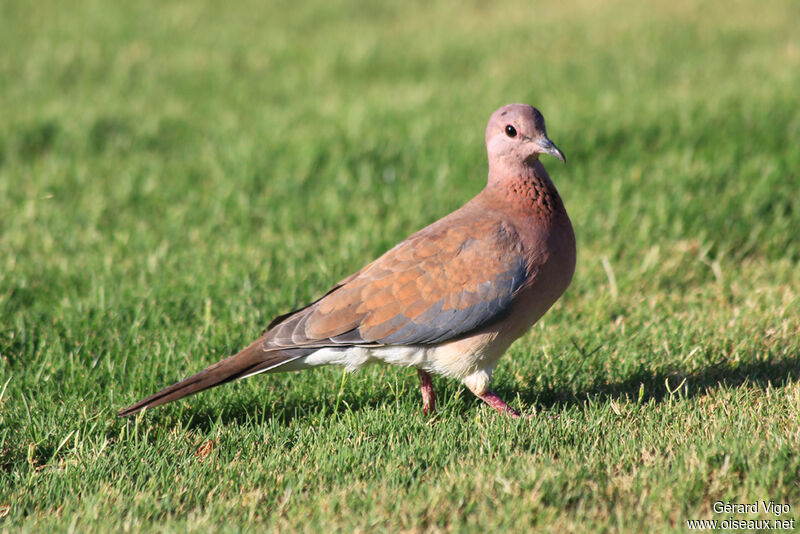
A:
265,217,528,347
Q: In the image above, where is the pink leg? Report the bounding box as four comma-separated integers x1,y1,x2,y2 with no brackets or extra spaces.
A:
477,390,521,418
417,369,436,416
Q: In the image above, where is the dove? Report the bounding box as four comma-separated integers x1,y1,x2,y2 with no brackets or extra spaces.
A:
118,104,575,419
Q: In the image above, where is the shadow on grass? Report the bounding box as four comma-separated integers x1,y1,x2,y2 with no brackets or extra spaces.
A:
173,389,396,432
506,352,800,412
152,352,800,431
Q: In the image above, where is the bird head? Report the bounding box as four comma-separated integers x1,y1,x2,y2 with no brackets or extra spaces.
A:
485,104,565,165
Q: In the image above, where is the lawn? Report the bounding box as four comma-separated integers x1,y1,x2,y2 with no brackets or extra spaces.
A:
1,0,799,531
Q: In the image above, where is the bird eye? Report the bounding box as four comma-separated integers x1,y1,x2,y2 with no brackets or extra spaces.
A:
505,125,517,137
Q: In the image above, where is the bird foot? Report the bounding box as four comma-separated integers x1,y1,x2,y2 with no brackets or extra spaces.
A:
477,390,522,418
417,369,436,416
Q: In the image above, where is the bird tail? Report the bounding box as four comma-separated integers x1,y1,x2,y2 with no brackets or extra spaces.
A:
117,339,306,417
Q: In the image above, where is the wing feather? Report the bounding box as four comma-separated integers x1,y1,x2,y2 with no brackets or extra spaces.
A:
264,215,528,348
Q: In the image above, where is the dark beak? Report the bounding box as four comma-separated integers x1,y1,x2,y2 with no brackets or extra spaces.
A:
536,137,566,163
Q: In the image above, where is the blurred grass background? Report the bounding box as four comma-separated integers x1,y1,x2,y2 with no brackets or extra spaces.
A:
1,0,799,531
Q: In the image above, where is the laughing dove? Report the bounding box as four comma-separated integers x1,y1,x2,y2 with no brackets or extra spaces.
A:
118,104,576,419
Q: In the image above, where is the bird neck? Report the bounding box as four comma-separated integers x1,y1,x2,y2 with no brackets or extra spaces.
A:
485,159,565,219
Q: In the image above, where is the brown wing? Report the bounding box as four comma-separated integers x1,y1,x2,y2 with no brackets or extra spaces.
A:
265,215,528,347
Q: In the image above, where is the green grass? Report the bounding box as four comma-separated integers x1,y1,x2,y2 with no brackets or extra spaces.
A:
1,0,800,531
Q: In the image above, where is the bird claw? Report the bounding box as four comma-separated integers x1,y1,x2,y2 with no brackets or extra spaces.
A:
477,390,523,417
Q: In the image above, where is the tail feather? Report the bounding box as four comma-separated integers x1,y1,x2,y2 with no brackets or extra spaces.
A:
117,339,307,417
